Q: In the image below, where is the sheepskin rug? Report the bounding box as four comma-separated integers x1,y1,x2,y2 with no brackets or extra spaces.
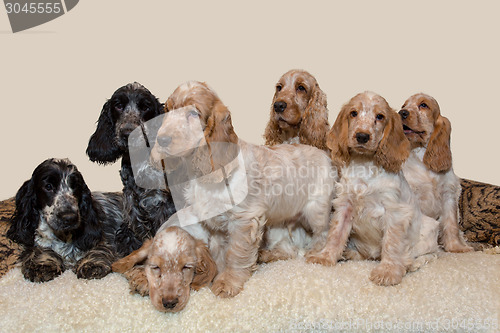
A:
0,251,498,332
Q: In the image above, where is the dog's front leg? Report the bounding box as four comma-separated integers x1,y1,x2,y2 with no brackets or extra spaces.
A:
75,243,116,279
305,200,353,266
20,247,65,282
370,208,411,286
211,216,265,298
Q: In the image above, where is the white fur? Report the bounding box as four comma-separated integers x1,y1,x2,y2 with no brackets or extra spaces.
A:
35,217,83,265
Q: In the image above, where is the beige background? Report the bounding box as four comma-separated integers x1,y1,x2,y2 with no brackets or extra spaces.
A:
1,0,499,200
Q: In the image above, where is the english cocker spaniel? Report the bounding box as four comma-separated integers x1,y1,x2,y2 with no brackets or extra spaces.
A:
399,93,472,252
7,158,123,282
112,223,216,312
264,69,330,150
150,81,337,297
306,92,439,286
262,70,331,262
86,82,176,256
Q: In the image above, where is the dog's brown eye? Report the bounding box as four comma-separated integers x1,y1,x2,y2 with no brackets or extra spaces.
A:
276,85,282,92
419,102,428,109
297,85,306,92
376,114,385,121
45,183,54,192
115,103,124,111
350,111,358,117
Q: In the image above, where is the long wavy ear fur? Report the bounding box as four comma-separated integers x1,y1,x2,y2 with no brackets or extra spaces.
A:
207,100,238,167
299,83,330,150
191,239,217,290
112,238,153,273
193,100,239,182
86,101,122,164
73,182,102,251
327,106,351,169
264,105,282,146
423,115,452,173
374,111,410,173
7,179,39,246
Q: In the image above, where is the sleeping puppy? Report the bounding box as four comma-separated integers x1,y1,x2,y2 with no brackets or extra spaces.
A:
306,92,439,286
7,158,122,282
112,224,217,313
399,94,472,252
150,81,336,297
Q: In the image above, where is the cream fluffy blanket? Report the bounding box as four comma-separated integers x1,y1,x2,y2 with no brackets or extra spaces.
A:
0,251,499,332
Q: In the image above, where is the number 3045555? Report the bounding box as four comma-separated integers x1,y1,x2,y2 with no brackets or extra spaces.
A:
5,2,62,14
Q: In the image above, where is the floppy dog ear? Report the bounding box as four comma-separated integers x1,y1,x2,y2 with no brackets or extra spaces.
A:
73,182,102,251
327,106,351,169
264,96,283,146
191,240,217,290
205,100,239,167
193,100,239,182
299,83,330,150
86,101,122,164
374,111,410,173
423,115,452,173
7,179,39,246
112,238,153,273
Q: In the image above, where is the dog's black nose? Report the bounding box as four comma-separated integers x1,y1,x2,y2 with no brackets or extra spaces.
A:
399,109,409,119
120,125,136,138
57,211,79,224
157,136,172,147
273,101,287,113
356,132,370,144
162,298,178,310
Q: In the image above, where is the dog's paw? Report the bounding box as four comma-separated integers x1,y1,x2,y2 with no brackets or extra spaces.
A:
444,240,474,253
258,249,295,264
22,262,63,283
123,266,149,296
129,273,149,296
211,272,243,298
305,250,337,266
369,262,405,286
76,260,111,279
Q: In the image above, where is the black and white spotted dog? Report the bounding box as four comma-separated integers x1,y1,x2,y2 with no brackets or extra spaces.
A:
7,158,123,282
86,82,176,256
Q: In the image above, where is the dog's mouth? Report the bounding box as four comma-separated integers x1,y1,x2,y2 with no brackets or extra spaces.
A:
403,124,425,136
277,116,301,128
350,144,374,155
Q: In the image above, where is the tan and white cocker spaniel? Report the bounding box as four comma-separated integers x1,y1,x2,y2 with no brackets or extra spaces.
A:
112,223,216,313
150,81,337,297
399,93,472,252
264,69,330,150
307,92,439,286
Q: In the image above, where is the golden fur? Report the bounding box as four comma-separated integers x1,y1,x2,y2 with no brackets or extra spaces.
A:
400,93,472,252
307,92,439,286
150,81,336,297
112,226,216,312
264,70,330,150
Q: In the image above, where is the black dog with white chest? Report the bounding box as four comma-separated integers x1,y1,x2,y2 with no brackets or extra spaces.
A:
7,158,123,282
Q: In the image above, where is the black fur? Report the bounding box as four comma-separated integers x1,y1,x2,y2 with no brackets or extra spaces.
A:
7,158,123,282
86,82,176,256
